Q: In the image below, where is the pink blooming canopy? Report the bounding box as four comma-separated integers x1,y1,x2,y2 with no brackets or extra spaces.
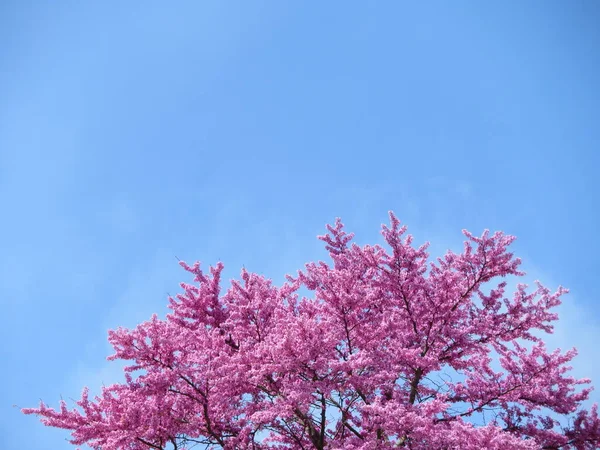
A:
24,213,600,449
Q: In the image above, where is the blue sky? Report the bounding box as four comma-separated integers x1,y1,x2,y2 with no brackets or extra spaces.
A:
1,1,599,448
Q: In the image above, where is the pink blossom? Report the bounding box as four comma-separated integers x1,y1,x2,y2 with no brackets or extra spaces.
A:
23,213,600,449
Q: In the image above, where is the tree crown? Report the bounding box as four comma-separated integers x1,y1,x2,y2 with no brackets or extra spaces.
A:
23,213,600,449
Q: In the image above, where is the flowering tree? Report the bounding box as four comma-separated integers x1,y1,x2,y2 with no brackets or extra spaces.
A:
24,213,600,449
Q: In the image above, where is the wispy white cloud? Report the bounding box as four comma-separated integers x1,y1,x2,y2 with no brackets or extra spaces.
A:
518,260,600,404
63,249,183,396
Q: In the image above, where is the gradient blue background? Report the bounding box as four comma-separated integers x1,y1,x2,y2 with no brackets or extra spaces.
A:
1,1,599,448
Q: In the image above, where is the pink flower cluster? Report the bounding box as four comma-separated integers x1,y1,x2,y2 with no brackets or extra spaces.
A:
23,213,600,449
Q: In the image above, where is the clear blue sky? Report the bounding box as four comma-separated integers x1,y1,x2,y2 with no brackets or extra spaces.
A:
1,2,599,448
